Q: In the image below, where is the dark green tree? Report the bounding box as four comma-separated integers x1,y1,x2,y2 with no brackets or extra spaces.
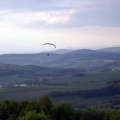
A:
18,110,51,120
51,101,74,120
104,110,120,120
36,95,53,115
0,100,21,120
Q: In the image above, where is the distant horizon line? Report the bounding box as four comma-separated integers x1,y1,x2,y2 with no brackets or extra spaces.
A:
0,46,120,55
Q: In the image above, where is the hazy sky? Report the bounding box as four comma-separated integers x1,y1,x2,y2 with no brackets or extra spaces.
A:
0,0,120,54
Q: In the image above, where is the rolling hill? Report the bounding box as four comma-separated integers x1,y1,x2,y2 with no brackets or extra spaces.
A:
48,49,74,54
59,49,120,60
0,48,120,68
0,63,79,77
97,47,120,53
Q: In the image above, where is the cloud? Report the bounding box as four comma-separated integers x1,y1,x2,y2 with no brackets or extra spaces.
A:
0,0,120,54
0,0,119,11
0,0,120,29
22,9,76,29
0,9,75,30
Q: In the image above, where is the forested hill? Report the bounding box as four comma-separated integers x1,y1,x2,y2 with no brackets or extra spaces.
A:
0,64,80,77
59,49,120,60
48,48,74,54
97,47,120,53
0,48,120,68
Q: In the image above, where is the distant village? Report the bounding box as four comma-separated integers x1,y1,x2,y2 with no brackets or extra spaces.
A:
0,83,39,88
0,78,46,88
0,77,63,88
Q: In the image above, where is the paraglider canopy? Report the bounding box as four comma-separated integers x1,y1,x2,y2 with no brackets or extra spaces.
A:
42,43,56,48
42,43,56,56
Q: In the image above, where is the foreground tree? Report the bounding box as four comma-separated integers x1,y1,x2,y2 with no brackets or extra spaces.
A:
0,100,21,120
103,110,120,120
18,110,51,120
36,95,53,115
51,101,74,120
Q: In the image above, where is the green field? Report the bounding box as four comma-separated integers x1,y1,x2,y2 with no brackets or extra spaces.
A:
49,71,120,89
0,75,34,84
0,86,116,106
0,71,119,105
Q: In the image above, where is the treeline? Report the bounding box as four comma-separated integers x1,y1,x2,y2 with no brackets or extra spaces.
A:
49,85,120,98
0,95,120,120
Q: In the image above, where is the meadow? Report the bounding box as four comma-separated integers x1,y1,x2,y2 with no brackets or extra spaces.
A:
0,71,119,106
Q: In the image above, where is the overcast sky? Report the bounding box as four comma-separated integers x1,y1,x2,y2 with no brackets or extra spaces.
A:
0,0,120,54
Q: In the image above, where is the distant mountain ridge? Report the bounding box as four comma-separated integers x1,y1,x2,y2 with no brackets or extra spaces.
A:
97,47,120,53
0,47,120,68
61,49,120,60
48,49,74,54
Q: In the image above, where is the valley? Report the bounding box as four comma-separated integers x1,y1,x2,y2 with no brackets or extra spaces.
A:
0,47,120,108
